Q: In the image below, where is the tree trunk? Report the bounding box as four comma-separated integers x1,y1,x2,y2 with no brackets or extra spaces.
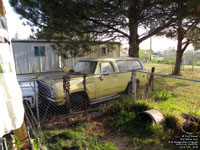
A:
173,18,184,75
129,20,139,58
173,50,184,75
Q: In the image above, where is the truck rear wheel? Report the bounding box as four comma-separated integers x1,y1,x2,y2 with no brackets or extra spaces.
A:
126,83,132,95
126,80,140,96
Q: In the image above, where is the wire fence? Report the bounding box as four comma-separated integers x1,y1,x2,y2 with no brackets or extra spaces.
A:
136,70,200,115
36,73,123,127
18,68,200,143
19,73,124,132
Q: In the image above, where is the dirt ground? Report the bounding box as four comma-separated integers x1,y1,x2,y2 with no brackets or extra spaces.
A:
86,119,173,150
87,120,133,150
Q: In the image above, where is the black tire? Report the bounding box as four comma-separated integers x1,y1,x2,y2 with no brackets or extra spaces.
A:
126,80,140,96
126,83,132,95
69,93,90,112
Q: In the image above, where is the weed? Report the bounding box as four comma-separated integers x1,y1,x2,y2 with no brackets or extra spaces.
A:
75,122,91,132
11,135,21,150
11,134,46,150
91,141,117,150
106,95,150,130
153,89,173,101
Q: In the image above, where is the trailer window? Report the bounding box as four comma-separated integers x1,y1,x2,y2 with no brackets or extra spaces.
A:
34,46,45,56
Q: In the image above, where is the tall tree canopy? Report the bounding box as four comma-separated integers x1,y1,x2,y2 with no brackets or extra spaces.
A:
10,0,176,58
158,0,200,75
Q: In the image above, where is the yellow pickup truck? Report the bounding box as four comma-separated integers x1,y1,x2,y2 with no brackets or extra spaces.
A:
37,57,146,109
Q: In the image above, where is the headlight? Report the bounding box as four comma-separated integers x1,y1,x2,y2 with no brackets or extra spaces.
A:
50,86,55,97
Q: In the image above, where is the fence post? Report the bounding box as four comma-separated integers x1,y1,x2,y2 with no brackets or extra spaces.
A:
151,67,155,91
83,75,89,122
63,75,71,113
34,79,40,129
132,70,136,101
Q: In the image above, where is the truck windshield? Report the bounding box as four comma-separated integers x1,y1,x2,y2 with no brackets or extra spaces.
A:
73,61,97,74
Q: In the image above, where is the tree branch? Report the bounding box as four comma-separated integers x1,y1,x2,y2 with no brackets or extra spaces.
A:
182,39,191,51
139,18,176,43
85,17,129,38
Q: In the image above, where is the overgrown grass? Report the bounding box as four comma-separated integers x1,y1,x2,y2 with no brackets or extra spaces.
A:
105,95,189,150
42,63,200,150
141,63,200,118
106,96,150,130
105,62,200,149
43,123,117,150
104,63,200,149
145,63,200,79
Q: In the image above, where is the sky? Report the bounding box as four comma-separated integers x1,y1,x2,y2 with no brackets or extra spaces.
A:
3,0,193,52
4,0,32,39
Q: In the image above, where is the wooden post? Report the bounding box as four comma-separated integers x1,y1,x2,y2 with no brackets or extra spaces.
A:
0,0,5,17
151,67,155,91
63,74,71,113
145,67,155,97
34,80,40,130
13,122,28,143
131,70,136,101
83,75,90,122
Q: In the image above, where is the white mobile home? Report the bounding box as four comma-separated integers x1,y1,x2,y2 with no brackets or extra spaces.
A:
11,40,120,74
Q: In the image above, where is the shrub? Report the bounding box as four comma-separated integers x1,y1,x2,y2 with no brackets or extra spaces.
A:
106,95,150,131
153,89,172,101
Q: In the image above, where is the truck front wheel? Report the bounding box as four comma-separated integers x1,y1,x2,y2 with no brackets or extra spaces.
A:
125,80,140,96
69,93,90,112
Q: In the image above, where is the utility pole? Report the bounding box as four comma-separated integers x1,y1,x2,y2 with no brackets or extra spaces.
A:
150,37,152,61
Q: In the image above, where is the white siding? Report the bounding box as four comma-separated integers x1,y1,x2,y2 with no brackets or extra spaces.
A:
12,41,120,74
12,42,60,74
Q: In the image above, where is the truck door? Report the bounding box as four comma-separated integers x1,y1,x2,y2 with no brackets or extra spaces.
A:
95,62,118,98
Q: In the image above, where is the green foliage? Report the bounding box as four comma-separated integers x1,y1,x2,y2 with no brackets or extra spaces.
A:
105,94,186,149
149,60,175,65
10,0,178,57
91,141,117,150
194,62,200,66
31,138,45,150
139,50,151,59
187,28,200,50
11,135,44,150
106,95,150,130
43,129,117,150
165,115,179,132
153,89,172,101
11,135,22,150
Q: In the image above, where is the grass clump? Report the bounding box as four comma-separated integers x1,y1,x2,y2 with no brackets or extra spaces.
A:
106,95,181,150
106,95,150,130
153,89,173,101
43,126,117,150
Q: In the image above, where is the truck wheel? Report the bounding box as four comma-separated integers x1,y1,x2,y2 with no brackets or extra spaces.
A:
70,94,90,112
126,80,139,96
126,83,132,95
